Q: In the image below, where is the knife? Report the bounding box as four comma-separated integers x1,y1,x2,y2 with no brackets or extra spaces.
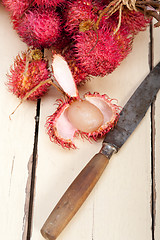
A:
41,62,160,240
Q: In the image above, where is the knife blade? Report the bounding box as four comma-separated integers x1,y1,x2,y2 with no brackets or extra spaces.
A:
41,62,160,240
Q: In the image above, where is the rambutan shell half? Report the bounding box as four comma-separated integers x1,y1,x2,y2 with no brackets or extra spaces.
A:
52,54,79,98
83,92,121,139
46,100,78,149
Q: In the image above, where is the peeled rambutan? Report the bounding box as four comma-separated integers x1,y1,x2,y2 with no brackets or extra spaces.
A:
12,7,62,49
2,0,32,17
7,49,51,100
64,0,102,36
45,54,120,149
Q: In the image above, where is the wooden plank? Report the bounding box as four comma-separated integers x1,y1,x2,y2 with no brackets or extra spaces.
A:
153,20,160,240
31,27,153,240
0,5,37,240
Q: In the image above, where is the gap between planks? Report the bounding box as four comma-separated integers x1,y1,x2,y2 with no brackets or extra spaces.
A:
22,99,41,240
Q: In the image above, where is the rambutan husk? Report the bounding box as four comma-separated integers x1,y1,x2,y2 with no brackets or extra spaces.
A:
46,99,78,149
45,93,121,149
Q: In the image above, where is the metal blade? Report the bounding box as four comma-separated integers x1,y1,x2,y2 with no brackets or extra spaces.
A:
103,62,160,151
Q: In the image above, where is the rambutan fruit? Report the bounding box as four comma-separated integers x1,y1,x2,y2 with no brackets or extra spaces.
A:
64,0,102,36
7,49,51,101
45,54,120,149
73,18,133,77
12,7,62,49
2,0,32,17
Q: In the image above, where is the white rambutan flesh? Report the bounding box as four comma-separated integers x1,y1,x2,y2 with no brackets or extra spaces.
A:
67,100,104,133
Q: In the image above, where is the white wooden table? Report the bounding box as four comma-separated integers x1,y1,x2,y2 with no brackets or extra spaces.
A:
0,4,160,240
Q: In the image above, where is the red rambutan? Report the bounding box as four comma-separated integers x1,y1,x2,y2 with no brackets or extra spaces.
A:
64,0,102,36
2,0,32,17
72,14,135,77
7,49,51,100
12,7,62,49
72,23,121,76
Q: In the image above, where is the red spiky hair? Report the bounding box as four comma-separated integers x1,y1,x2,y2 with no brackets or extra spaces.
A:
2,0,32,17
62,47,91,86
34,0,66,7
7,50,51,100
73,18,132,77
119,9,151,35
64,0,102,35
12,7,62,49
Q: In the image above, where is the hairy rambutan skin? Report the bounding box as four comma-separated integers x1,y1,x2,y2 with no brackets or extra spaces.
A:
12,7,62,49
62,47,91,86
46,99,77,149
113,22,133,60
7,51,51,100
2,0,32,17
73,24,122,76
120,9,151,35
64,0,102,36
34,0,66,7
73,16,134,77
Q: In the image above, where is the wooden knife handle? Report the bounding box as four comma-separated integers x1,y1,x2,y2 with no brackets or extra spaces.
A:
41,153,109,240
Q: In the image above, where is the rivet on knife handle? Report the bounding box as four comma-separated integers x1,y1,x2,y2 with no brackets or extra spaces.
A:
41,147,116,240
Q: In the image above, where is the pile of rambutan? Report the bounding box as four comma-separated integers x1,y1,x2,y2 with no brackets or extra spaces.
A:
2,0,160,148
